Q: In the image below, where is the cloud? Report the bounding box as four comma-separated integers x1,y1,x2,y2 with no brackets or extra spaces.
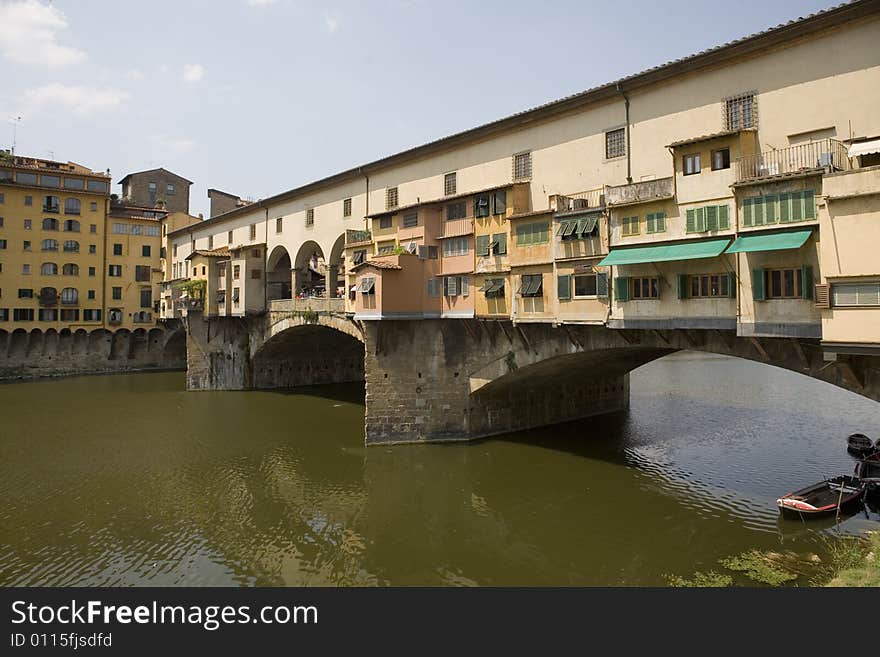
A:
181,63,205,84
246,0,278,6
324,11,340,34
124,68,145,81
0,0,87,69
19,83,131,117
149,134,196,155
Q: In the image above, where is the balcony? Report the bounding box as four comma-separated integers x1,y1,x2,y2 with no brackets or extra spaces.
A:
270,297,346,314
606,177,674,207
346,229,372,245
552,187,605,214
734,138,850,183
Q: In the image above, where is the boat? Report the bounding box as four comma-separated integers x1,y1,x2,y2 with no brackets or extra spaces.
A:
857,452,880,493
776,475,864,518
847,433,876,457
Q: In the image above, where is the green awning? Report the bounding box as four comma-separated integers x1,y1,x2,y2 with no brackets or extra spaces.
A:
724,229,812,254
598,238,731,266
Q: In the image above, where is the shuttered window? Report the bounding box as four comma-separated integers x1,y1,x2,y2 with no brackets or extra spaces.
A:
520,274,543,297
443,276,470,297
679,273,734,298
557,274,571,301
492,190,507,215
686,204,728,232
476,234,490,257
646,212,666,234
614,277,630,302
832,283,880,307
515,222,549,246
744,191,815,227
621,216,640,236
474,194,490,218
403,211,418,228
492,232,507,255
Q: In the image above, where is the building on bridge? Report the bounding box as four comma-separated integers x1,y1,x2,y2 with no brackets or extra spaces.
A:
166,1,880,384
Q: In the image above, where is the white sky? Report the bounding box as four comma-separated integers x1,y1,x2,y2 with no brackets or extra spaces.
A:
0,0,835,217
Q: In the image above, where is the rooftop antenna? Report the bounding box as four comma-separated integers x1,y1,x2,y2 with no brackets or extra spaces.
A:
10,116,21,156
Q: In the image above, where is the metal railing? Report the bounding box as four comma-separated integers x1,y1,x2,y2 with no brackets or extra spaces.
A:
734,138,850,182
553,187,605,213
346,229,372,244
270,297,345,313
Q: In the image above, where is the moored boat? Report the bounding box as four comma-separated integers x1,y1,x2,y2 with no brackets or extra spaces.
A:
857,452,880,493
776,475,864,518
846,433,876,457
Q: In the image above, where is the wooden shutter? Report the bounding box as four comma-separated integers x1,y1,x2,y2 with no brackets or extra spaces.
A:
803,190,816,220
476,234,490,257
614,277,630,302
727,272,737,298
686,208,696,233
814,283,830,308
753,198,765,226
779,192,792,223
492,190,507,215
705,206,718,231
646,213,656,234
677,274,689,299
742,198,754,227
763,195,777,224
557,274,571,300
494,232,507,255
461,276,470,297
791,191,804,222
801,265,814,299
656,212,666,232
695,207,706,232
752,268,765,301
597,273,609,298
718,205,729,230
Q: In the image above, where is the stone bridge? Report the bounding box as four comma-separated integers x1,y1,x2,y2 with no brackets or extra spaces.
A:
184,310,880,445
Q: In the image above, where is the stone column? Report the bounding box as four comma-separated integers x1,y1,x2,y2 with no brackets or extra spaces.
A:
185,311,253,390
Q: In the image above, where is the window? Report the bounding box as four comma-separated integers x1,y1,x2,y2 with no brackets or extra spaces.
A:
574,274,599,297
18,173,37,186
148,182,157,195
24,195,33,206
63,240,79,252
24,219,31,230
89,244,96,254
166,183,175,195
416,245,439,260
88,266,95,277
83,309,101,321
108,265,122,277
0,193,3,203
18,289,33,298
112,223,127,234
832,283,880,307
444,173,457,196
403,211,418,228
208,235,213,249
108,308,123,324
685,273,731,298
0,309,7,322
61,288,78,305
62,219,80,232
742,191,814,227
632,277,660,300
38,309,58,322
685,205,730,232
343,198,352,217
513,152,532,180
492,189,507,216
62,264,78,276
725,93,756,130
40,175,60,188
14,308,34,321
88,290,95,300
386,187,398,209
112,287,122,300
474,194,490,218
446,202,466,220
768,268,804,299
683,153,701,176
145,225,159,237
646,212,666,234
520,274,543,297
87,180,108,193
360,277,375,295
22,264,31,274
64,198,81,215
251,269,261,280
250,224,257,240
276,217,283,233
605,128,626,159
90,202,97,212
621,216,640,237
379,216,392,229
140,289,152,308
444,276,470,297
113,244,123,256
41,262,58,275
712,148,731,171
60,309,79,321
232,287,240,304
64,177,84,190
252,248,261,258
306,208,314,227
515,222,549,246
476,233,508,256
43,196,60,213
42,218,58,231
352,249,366,265
481,278,505,299
233,265,240,280
442,236,469,257
427,278,442,297
142,245,151,257
0,239,5,249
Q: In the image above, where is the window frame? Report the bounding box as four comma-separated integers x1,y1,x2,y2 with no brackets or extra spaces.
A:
683,153,701,176
605,128,626,159
631,276,660,300
711,148,731,171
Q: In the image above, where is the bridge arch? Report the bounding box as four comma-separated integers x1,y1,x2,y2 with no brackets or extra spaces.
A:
267,245,293,301
292,240,326,298
327,233,346,298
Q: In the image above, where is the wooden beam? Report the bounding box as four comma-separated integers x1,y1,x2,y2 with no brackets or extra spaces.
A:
789,338,810,370
616,329,638,345
498,321,514,344
749,336,770,361
837,360,864,391
562,324,584,350
652,329,670,345
515,325,532,352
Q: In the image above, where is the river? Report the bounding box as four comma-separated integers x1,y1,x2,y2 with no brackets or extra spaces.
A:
1,351,878,586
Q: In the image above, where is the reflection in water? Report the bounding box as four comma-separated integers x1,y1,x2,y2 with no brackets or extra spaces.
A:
0,352,877,586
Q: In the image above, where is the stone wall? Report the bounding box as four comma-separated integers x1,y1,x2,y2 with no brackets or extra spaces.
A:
185,312,252,390
0,325,186,380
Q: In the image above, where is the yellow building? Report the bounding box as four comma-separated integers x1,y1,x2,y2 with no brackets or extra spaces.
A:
0,153,110,330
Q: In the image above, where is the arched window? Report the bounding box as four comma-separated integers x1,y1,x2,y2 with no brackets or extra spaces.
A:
62,263,79,276
41,239,58,251
61,288,79,305
42,217,59,231
41,262,58,275
63,219,80,232
108,308,123,324
63,240,79,252
64,198,81,215
39,287,57,305
43,195,60,213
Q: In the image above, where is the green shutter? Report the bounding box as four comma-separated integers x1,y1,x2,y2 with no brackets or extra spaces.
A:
727,272,737,298
705,206,718,231
801,265,814,299
677,274,689,299
753,197,765,226
695,207,706,232
492,190,507,215
779,193,791,223
558,274,571,301
791,191,804,222
742,198,754,227
803,190,815,220
646,213,656,234
597,273,609,298
656,212,666,233
476,234,490,256
686,208,696,233
614,277,630,302
763,195,777,224
494,232,507,255
752,268,765,301
718,205,729,230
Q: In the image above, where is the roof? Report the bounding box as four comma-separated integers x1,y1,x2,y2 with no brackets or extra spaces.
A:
1,154,109,178
118,167,193,186
185,247,230,260
367,182,521,218
351,259,403,271
169,0,880,237
508,209,553,221
666,128,756,149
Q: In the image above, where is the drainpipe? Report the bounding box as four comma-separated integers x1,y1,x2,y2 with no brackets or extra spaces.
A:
617,83,632,184
359,167,369,230
263,206,268,311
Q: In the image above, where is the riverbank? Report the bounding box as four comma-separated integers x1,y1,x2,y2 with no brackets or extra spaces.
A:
826,531,879,587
